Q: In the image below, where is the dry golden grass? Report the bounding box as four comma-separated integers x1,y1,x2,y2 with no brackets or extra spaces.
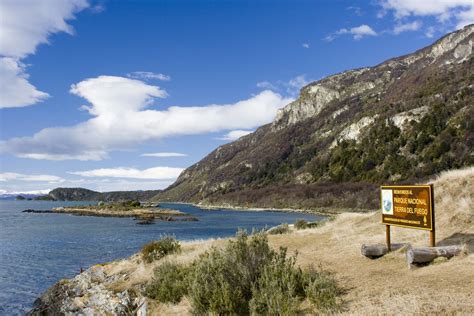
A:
101,167,474,315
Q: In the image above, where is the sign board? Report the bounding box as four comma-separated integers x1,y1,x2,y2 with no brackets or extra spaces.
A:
381,185,434,231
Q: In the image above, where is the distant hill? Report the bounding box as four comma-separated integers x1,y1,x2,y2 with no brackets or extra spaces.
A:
154,25,474,210
39,188,161,202
0,193,45,201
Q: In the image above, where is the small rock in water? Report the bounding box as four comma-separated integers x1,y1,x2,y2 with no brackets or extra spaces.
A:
22,209,54,213
136,218,155,225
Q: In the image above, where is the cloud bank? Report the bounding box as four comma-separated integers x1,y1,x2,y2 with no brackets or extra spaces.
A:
0,0,89,109
1,76,291,160
69,166,184,180
0,172,64,183
217,130,253,141
379,0,474,31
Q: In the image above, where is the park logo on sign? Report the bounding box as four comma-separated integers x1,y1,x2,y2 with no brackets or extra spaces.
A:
381,189,393,215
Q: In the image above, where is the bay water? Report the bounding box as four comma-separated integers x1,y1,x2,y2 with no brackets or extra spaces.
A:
0,200,322,314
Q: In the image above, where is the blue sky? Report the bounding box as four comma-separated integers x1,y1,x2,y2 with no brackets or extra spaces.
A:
1,0,473,194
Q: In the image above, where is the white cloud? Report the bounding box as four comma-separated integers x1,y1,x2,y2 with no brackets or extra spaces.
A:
326,24,377,41
0,189,51,196
0,0,90,109
1,76,291,160
0,0,89,58
0,172,64,183
288,75,309,90
127,71,171,81
70,76,168,115
425,26,436,38
393,20,423,34
347,6,363,16
217,130,253,141
256,74,309,97
256,81,277,90
457,6,474,28
302,43,310,48
141,152,187,157
0,58,49,108
69,166,184,180
379,0,474,29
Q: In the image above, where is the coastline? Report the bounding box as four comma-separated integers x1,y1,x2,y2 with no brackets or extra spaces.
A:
25,167,474,314
161,201,374,216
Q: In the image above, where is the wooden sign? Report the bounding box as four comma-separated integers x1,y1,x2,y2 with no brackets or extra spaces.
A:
381,185,434,230
381,184,435,249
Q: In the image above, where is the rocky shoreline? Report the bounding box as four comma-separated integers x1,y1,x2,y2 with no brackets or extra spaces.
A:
192,201,373,216
27,260,147,315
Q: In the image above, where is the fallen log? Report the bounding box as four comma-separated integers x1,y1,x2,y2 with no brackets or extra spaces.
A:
361,243,408,258
406,245,465,265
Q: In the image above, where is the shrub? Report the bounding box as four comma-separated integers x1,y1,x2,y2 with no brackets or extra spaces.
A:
249,248,306,315
294,219,308,230
145,262,190,304
189,231,274,315
267,223,289,235
141,236,181,263
305,268,341,312
145,232,342,314
121,200,141,207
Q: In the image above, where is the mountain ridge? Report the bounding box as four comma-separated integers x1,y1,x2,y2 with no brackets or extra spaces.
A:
39,187,161,202
155,25,473,210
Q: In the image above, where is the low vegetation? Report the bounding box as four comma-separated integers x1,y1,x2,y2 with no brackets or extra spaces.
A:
141,236,181,263
145,262,190,304
120,200,141,207
267,223,290,235
145,231,341,314
294,219,308,230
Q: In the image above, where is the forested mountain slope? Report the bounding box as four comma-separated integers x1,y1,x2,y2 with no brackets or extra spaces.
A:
155,25,474,210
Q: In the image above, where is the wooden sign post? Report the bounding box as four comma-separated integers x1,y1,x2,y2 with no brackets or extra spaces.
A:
381,184,435,250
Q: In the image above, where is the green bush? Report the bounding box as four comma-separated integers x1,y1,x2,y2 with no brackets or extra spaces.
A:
267,223,289,235
122,200,141,207
305,268,341,312
145,262,190,304
189,231,274,314
145,232,342,314
249,248,306,315
141,236,181,263
294,219,308,230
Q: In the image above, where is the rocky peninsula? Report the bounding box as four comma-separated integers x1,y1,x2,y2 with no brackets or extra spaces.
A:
24,201,199,223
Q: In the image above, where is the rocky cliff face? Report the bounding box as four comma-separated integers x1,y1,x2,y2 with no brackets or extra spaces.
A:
274,25,473,129
154,25,474,210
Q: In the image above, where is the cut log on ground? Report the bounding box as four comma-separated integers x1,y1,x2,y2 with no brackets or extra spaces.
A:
361,243,408,258
406,245,465,265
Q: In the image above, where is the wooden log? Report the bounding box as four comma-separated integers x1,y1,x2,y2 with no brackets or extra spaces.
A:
361,243,408,258
406,245,464,264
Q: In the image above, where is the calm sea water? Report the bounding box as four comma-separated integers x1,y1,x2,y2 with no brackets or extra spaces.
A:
0,200,322,314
